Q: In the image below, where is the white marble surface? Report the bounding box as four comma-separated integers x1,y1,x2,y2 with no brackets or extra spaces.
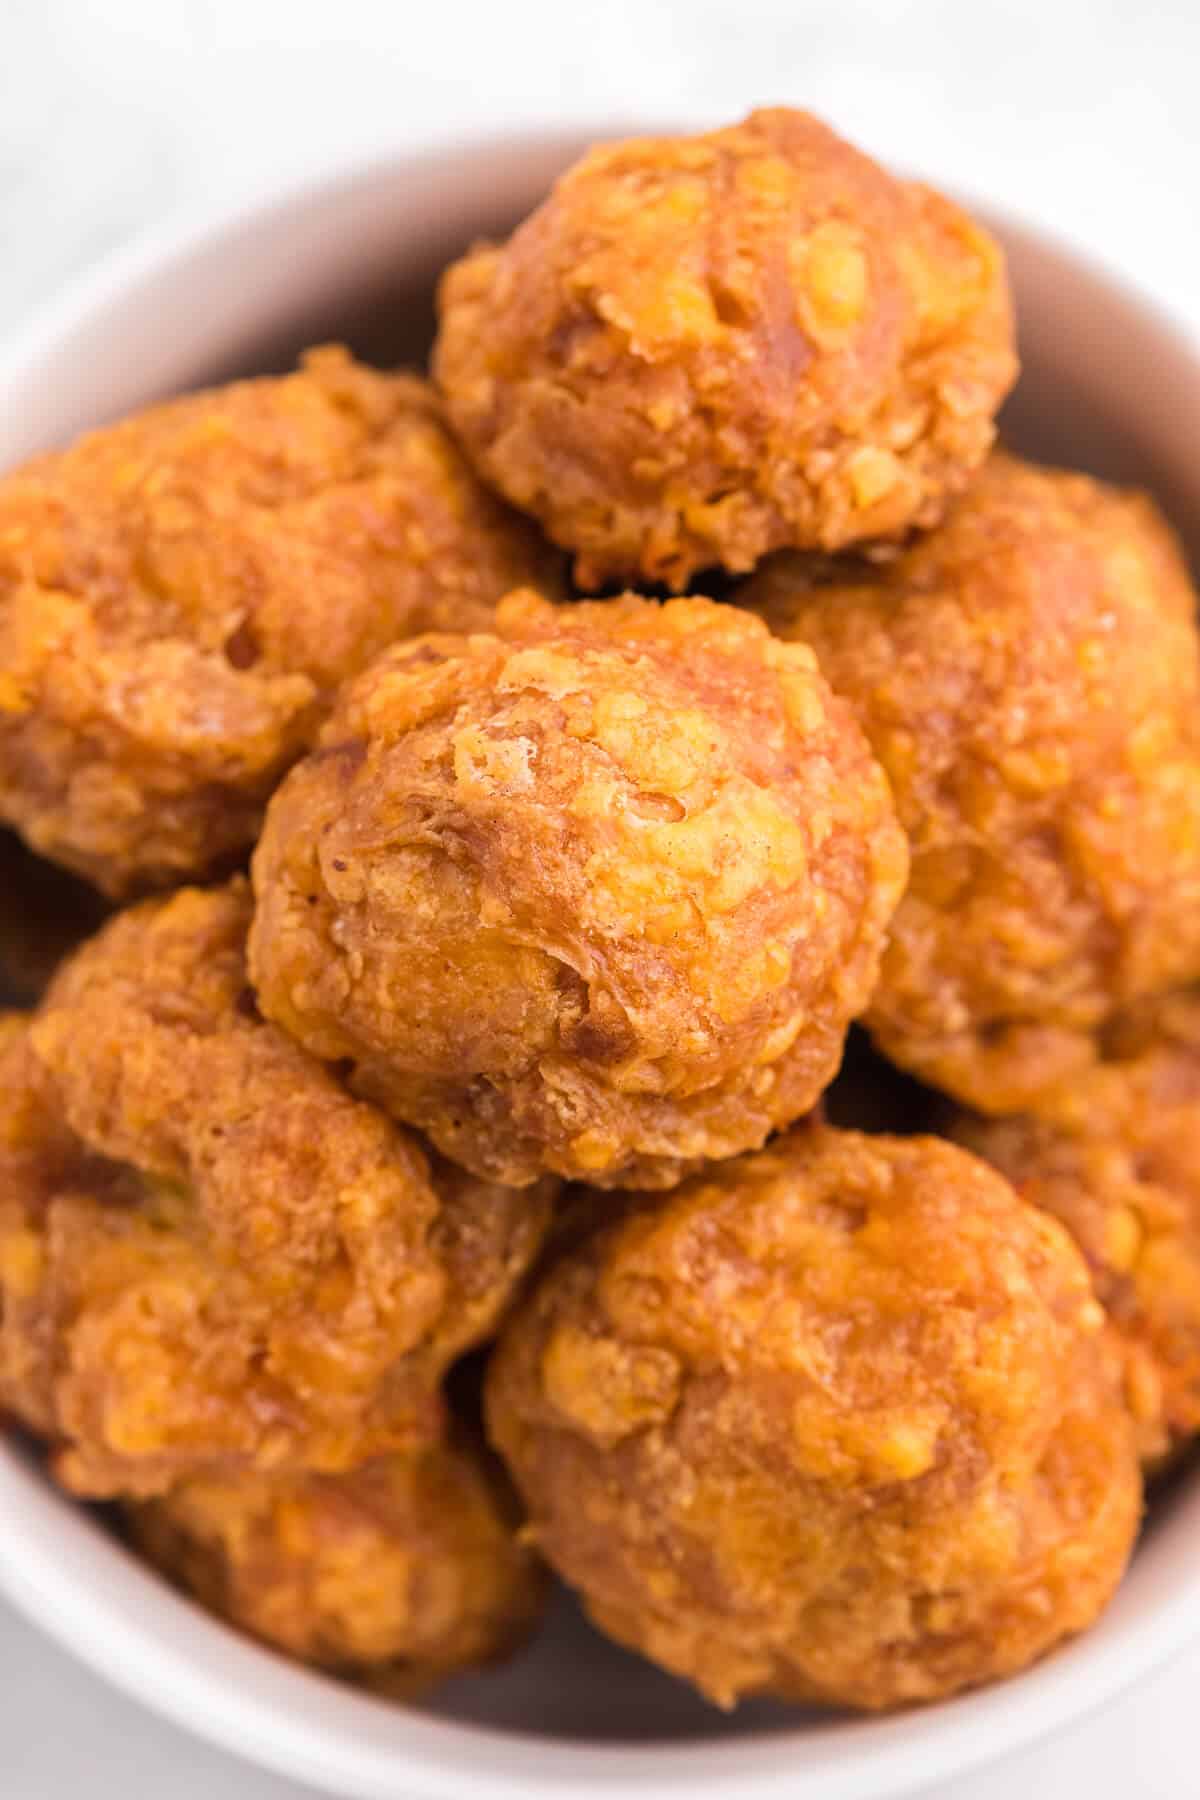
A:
5,0,1200,351
2,1,1199,1795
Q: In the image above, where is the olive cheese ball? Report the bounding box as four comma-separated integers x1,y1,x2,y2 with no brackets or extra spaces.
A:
0,885,555,1497
954,991,1200,1464
487,1125,1141,1711
129,1439,545,1692
435,108,1016,589
0,347,558,897
744,452,1200,1111
249,589,908,1188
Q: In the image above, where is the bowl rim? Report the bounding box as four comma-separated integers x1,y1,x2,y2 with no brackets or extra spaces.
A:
3,111,1198,385
3,1440,1200,1800
2,121,1200,1800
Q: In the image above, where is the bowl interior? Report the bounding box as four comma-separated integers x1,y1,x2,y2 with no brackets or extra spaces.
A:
2,128,1200,1799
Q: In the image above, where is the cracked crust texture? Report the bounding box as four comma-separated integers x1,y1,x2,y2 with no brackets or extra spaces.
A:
743,453,1200,1112
128,1440,545,1692
0,346,558,897
248,589,908,1189
0,884,555,1497
434,108,1016,590
954,991,1200,1464
486,1125,1141,1712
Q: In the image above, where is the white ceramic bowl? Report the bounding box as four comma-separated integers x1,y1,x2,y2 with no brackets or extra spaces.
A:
2,126,1200,1800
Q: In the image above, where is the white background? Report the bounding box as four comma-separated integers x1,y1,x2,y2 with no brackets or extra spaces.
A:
1,1,1197,1794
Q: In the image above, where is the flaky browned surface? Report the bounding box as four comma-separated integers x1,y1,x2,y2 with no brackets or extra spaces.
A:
434,109,1016,590
249,590,907,1188
0,830,108,1005
128,1440,545,1691
955,992,1200,1464
487,1126,1140,1710
745,453,1200,1111
0,346,558,897
0,884,554,1497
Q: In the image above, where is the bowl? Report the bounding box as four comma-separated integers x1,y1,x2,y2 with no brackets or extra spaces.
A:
2,123,1200,1800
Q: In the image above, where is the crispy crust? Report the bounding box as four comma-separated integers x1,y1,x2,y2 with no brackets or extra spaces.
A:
954,991,1200,1463
128,1441,545,1691
435,109,1015,588
249,589,908,1187
744,452,1200,1110
0,348,558,896
0,884,555,1495
488,1125,1140,1710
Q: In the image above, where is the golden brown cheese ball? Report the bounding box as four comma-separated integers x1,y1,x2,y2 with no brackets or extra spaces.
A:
435,108,1016,590
487,1126,1140,1711
0,830,108,1005
249,590,908,1189
954,992,1200,1464
744,453,1200,1112
0,346,558,897
0,884,554,1497
128,1440,545,1692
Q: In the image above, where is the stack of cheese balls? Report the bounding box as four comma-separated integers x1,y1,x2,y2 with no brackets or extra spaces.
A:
3,106,1198,1714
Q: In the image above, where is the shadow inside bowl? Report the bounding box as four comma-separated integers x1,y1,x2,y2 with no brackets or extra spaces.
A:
430,1584,805,1741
